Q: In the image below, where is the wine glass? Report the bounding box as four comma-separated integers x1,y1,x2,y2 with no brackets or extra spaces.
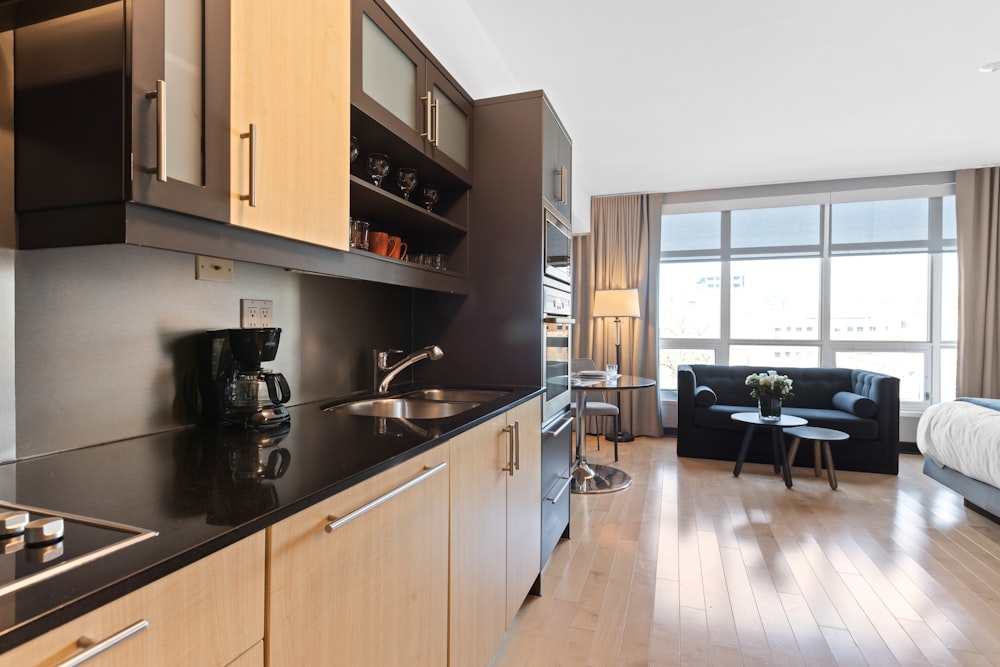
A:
396,167,418,201
422,185,439,212
350,136,359,163
366,153,389,188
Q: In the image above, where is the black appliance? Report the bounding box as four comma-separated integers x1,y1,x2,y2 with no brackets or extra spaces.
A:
196,328,291,429
544,208,572,287
0,502,156,598
540,410,573,569
542,284,573,423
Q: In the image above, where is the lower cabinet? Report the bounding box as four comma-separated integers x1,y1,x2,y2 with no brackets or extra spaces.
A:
0,533,265,667
450,397,541,666
266,443,450,666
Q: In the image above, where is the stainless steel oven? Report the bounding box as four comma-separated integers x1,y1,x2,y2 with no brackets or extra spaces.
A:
544,207,572,287
543,284,573,423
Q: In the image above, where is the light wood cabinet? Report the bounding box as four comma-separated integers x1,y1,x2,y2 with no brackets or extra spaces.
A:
230,0,350,250
0,533,264,667
266,443,450,666
450,397,541,666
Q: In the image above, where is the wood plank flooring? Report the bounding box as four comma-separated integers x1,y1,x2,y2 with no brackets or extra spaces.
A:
492,436,1000,666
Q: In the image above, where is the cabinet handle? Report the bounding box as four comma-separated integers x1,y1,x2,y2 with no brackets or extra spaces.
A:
145,80,166,182
240,124,257,207
514,420,521,472
56,620,148,667
325,462,447,533
502,424,515,476
546,476,572,504
554,166,567,204
420,91,433,142
432,97,440,147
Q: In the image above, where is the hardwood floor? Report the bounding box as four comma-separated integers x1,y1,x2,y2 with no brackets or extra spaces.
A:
492,436,1000,666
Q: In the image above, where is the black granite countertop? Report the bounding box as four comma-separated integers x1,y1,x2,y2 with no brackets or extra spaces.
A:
0,384,543,652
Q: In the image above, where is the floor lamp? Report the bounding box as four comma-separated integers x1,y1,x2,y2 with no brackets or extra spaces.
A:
592,288,641,442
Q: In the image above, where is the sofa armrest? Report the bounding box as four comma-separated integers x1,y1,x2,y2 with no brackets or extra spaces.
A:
677,365,698,435
852,369,900,446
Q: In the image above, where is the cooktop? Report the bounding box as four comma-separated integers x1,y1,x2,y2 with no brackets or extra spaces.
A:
0,501,157,597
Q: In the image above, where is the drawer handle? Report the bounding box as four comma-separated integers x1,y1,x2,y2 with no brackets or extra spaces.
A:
57,619,148,667
325,462,448,533
546,476,571,504
545,415,573,438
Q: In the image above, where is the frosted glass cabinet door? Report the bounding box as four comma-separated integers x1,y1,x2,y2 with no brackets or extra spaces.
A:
131,0,230,223
429,70,472,177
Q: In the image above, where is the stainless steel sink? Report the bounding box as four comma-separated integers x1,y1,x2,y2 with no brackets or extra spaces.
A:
324,397,480,419
400,389,510,403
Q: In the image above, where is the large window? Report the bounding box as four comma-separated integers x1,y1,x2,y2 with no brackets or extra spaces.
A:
659,182,956,409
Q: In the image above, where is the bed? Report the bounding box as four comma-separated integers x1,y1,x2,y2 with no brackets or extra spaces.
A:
917,397,1000,521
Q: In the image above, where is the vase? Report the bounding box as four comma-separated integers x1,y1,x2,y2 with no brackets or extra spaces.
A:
758,398,782,421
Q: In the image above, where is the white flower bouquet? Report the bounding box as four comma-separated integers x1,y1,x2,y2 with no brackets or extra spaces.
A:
745,370,795,400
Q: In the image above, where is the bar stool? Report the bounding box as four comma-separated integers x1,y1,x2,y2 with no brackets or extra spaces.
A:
784,426,850,490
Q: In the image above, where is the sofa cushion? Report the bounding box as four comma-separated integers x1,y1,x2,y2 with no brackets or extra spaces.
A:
693,405,879,440
694,385,717,407
832,391,877,418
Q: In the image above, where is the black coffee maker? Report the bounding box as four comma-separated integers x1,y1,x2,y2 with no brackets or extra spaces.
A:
197,328,291,428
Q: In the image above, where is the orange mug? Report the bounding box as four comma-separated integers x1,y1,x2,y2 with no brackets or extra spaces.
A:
387,236,408,260
369,231,390,255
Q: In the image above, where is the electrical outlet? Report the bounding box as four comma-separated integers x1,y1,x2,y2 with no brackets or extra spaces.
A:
241,299,274,328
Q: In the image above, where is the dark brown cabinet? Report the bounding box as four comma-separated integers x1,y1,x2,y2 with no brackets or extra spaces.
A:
348,0,473,286
543,106,573,222
351,0,472,184
15,0,231,240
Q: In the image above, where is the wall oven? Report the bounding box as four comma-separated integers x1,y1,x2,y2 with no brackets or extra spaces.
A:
544,207,572,287
543,283,573,423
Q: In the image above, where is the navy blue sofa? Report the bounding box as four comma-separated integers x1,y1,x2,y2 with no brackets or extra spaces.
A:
677,365,901,475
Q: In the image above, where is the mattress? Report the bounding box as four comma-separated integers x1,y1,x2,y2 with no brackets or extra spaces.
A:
917,400,1000,489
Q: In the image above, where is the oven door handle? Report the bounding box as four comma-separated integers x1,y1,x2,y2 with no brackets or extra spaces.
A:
544,415,574,438
543,316,576,324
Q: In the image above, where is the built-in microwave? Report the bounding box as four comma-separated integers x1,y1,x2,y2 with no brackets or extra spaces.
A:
544,207,572,287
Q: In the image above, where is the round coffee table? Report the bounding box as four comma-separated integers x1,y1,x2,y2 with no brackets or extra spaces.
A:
730,412,807,488
784,425,849,490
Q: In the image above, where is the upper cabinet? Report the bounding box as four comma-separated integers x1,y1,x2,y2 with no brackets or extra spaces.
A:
351,0,472,183
230,0,350,250
542,102,572,223
14,0,232,229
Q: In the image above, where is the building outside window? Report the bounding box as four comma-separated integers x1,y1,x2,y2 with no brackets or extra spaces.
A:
658,175,957,411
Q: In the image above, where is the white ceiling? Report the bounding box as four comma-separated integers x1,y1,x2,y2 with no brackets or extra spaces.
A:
386,0,1000,227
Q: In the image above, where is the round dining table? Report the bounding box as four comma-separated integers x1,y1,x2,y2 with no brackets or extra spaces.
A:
570,374,656,494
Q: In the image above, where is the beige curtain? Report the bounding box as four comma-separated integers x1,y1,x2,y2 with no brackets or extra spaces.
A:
573,193,662,436
956,168,1000,397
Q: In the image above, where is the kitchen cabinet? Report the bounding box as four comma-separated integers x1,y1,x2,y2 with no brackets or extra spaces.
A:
348,0,472,281
543,103,573,222
229,0,350,250
266,443,449,666
0,533,264,667
351,0,472,183
450,397,541,667
14,0,232,228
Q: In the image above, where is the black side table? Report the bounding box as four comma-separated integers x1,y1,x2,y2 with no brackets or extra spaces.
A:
730,412,807,488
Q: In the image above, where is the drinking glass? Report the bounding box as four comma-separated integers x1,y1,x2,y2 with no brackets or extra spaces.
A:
350,219,369,249
366,153,389,188
350,136,359,163
422,185,439,212
605,363,618,378
396,167,418,201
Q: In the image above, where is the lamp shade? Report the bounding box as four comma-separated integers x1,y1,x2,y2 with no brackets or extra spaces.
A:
592,289,640,318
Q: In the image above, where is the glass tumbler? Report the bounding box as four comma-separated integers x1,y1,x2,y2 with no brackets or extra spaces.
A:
350,219,369,250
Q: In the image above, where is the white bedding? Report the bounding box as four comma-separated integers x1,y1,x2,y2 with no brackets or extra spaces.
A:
917,400,1000,489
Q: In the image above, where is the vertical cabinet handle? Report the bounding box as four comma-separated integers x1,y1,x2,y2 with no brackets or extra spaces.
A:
502,424,515,476
514,420,521,471
432,97,440,147
55,620,149,667
554,166,567,204
145,80,166,182
240,124,257,207
420,91,433,142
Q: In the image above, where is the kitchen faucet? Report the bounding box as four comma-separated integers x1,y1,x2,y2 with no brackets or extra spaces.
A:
373,345,444,393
